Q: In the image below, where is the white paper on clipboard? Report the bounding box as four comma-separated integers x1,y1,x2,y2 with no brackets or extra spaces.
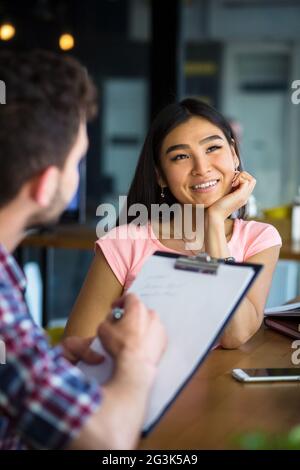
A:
78,251,261,434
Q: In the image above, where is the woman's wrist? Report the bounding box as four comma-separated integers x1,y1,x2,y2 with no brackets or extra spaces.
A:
205,208,226,227
204,209,230,259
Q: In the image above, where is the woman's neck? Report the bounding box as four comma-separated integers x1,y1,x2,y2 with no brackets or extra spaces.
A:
166,207,234,238
153,208,235,250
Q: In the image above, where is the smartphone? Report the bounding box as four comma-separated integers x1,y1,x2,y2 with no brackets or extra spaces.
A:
232,368,300,383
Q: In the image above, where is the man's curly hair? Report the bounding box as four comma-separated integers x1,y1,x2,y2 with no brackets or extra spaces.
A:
0,50,97,206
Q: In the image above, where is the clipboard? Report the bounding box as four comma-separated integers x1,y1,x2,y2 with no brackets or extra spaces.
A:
78,251,262,435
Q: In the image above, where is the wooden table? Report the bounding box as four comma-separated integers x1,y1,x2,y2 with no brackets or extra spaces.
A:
139,327,300,450
21,224,97,251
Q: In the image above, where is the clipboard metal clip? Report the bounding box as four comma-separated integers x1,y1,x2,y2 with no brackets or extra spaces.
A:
175,253,219,275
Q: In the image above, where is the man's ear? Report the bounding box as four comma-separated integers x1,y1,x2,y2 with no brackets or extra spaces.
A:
30,166,60,208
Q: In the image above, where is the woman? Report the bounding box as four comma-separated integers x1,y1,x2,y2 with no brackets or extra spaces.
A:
64,98,281,348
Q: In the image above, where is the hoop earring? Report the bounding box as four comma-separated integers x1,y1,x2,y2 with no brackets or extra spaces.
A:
161,187,165,198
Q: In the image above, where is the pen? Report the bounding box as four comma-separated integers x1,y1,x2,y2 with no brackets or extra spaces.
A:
111,307,124,321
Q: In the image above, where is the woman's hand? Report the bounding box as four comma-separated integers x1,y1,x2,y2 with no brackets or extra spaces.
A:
207,171,256,222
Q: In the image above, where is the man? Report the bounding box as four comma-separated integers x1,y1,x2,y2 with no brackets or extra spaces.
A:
0,50,166,450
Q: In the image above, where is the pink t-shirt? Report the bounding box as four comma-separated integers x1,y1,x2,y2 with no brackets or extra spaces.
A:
96,219,282,290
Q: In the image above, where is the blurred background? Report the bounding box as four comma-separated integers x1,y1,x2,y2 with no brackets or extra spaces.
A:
1,0,300,330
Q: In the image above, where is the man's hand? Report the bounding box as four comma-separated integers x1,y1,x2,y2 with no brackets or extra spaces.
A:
67,294,167,450
61,336,104,365
98,293,167,369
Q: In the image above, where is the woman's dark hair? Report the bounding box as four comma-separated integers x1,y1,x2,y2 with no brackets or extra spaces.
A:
0,49,97,207
125,98,247,223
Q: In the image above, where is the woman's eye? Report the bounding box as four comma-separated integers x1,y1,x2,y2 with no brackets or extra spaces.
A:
206,145,221,154
171,154,190,161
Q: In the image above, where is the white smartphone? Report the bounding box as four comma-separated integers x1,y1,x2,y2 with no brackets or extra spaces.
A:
232,368,300,383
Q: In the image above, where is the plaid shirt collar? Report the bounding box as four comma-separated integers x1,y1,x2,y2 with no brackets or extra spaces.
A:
0,244,26,293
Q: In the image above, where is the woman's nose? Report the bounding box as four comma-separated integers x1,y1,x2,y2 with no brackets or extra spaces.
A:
191,155,211,176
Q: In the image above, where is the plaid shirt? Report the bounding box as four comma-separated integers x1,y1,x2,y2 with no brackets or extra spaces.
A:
0,244,101,449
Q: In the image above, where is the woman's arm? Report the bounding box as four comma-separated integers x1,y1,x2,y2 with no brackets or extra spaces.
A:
205,212,281,348
204,171,280,348
219,245,280,349
64,247,123,338
205,211,280,348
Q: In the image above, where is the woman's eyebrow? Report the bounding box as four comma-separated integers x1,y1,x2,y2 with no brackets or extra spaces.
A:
165,135,224,155
199,135,224,145
165,143,190,155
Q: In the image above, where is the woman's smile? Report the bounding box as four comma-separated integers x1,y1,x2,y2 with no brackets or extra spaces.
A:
190,178,220,193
